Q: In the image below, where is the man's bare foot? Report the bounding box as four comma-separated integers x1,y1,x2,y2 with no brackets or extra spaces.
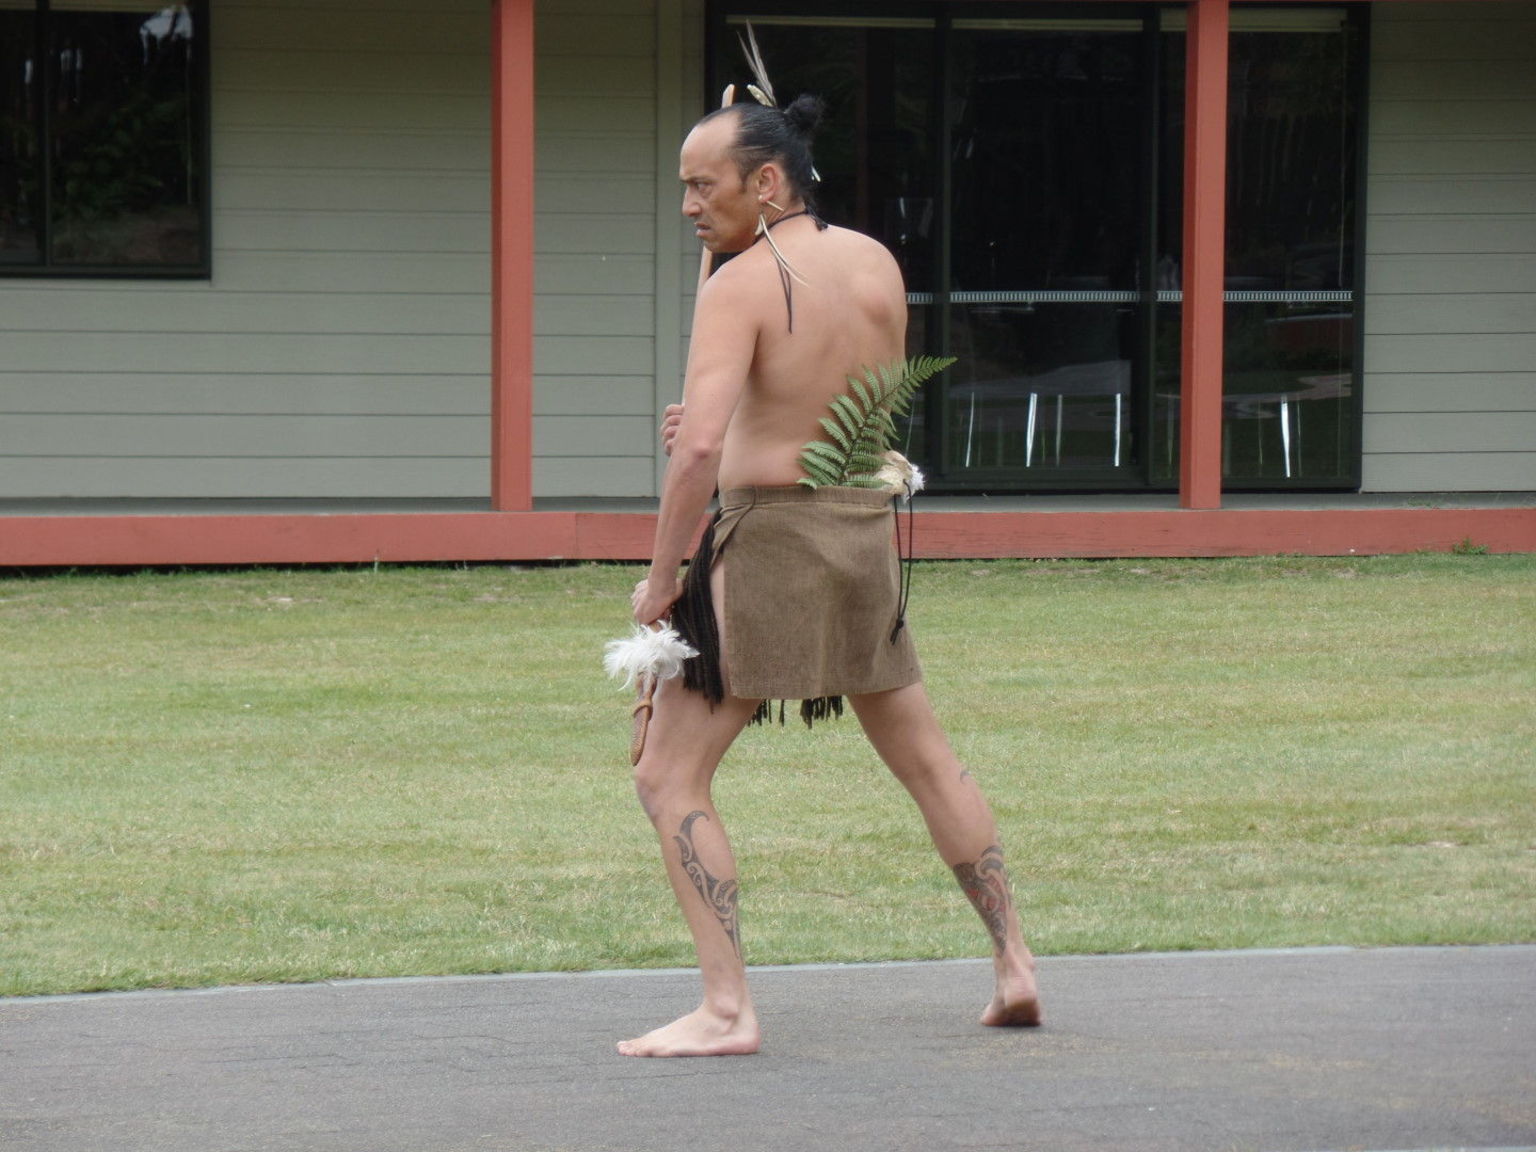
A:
616,1004,761,1057
982,958,1042,1027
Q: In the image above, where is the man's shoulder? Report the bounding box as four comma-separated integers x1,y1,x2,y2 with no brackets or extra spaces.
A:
822,223,898,261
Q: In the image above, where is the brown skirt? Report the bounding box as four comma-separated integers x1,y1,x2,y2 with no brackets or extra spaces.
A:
672,485,921,724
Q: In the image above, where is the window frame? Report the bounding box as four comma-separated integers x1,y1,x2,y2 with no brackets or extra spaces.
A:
2,0,211,279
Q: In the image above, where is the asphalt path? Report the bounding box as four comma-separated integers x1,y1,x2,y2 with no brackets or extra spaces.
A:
2,945,1533,1152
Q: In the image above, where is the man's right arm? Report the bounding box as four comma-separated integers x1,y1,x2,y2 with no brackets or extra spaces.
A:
635,271,759,624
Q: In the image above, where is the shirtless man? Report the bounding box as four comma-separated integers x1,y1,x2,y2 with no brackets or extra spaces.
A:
620,96,1040,1058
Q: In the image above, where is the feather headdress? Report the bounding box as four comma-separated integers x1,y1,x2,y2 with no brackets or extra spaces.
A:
737,21,776,109
733,19,811,306
736,22,821,183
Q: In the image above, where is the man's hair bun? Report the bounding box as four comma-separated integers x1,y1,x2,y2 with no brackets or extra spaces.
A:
783,94,825,138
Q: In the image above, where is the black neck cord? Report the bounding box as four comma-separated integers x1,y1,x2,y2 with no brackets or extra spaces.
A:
756,208,826,332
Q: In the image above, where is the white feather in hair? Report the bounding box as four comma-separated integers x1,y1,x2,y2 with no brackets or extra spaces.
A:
737,22,776,109
603,623,698,690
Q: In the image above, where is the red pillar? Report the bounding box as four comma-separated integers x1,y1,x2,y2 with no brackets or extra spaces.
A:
491,0,535,511
1179,0,1229,510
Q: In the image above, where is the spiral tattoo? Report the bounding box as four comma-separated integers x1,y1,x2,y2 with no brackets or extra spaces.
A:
953,843,1012,955
674,811,740,954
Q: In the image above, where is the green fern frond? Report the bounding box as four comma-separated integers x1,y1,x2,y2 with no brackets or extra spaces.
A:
817,416,852,451
797,355,957,489
802,440,846,464
829,394,863,433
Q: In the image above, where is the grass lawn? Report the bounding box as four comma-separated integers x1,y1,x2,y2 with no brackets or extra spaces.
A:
1,554,1532,997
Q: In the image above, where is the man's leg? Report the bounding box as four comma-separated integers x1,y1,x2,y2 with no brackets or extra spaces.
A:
619,560,764,1057
849,683,1042,1026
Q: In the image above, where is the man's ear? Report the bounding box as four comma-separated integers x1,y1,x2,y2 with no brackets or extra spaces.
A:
754,162,784,203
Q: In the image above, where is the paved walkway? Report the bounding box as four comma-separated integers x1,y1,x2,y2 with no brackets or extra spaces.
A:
3,946,1533,1152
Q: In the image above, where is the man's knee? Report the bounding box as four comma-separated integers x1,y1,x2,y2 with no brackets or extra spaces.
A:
632,759,665,823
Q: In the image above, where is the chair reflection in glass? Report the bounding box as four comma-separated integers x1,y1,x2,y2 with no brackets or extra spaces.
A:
955,358,1132,470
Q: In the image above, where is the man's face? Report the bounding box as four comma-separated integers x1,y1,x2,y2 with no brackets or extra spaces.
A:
679,115,759,254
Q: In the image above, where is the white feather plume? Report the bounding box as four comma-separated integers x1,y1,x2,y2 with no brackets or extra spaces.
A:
603,623,698,690
737,22,776,109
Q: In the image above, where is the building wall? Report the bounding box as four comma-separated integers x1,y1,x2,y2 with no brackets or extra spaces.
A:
1362,0,1536,491
5,2,1532,502
0,0,683,501
536,0,656,497
1,0,495,499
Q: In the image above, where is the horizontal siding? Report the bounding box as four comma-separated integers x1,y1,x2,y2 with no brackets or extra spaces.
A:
216,91,490,133
0,290,488,334
0,0,663,500
1371,99,1536,138
218,130,487,172
1364,334,1536,375
1367,216,1536,256
218,170,490,213
533,378,654,417
1362,374,1536,414
1364,413,1536,455
1368,295,1536,335
531,0,661,497
535,254,653,296
1367,253,1536,295
0,0,493,500
0,458,489,500
535,457,654,495
0,416,487,459
1362,3,1536,492
1365,453,1536,491
3,375,487,417
5,333,487,376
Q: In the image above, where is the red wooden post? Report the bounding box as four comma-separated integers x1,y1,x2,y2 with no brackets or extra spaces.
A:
491,0,535,511
1179,0,1229,510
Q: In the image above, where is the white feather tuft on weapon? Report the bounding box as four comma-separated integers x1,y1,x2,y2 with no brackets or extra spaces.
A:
877,450,926,502
603,623,698,691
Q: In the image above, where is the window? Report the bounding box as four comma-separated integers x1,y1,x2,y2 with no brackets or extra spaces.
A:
0,0,208,275
709,5,1366,492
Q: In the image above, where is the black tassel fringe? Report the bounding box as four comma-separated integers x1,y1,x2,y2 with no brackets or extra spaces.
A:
748,694,843,728
673,516,725,707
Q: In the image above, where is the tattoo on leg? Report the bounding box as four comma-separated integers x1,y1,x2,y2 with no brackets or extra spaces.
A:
958,768,973,783
953,843,1012,955
674,810,740,954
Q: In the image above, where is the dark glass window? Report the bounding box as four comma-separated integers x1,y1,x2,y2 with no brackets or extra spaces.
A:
1156,9,1361,486
0,0,207,275
708,5,1364,493
945,21,1146,483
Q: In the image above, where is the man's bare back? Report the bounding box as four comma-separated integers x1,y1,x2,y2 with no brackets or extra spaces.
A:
710,220,908,490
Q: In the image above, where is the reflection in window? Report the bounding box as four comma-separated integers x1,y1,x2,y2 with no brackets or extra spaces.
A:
1158,9,1360,486
1154,302,1355,483
945,24,1145,480
0,1,207,273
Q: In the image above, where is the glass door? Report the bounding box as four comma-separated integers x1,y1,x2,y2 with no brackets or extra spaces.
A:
940,17,1150,486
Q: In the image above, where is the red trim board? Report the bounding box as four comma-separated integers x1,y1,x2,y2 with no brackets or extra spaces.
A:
2,508,1530,568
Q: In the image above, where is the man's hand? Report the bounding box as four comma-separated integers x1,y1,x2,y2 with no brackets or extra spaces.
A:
660,404,685,456
632,575,684,627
